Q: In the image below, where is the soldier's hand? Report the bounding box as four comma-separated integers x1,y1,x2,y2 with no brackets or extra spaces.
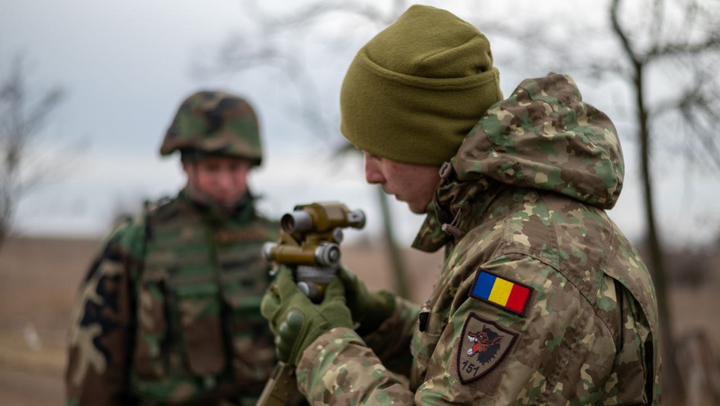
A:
261,266,353,366
337,266,395,335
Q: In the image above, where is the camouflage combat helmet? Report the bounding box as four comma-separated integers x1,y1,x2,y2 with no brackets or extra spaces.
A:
160,90,263,165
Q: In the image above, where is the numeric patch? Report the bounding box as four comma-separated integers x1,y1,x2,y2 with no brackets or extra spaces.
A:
456,313,518,384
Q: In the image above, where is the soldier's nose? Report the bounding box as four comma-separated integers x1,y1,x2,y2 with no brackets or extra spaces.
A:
365,169,384,184
364,153,385,184
217,172,234,189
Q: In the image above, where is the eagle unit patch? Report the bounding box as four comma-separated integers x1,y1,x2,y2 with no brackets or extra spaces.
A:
457,313,518,384
469,270,533,316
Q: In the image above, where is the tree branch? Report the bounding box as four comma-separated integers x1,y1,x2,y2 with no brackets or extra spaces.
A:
611,0,641,67
0,53,75,246
585,59,633,82
680,106,720,172
645,35,720,61
242,0,391,29
21,87,65,143
649,0,665,52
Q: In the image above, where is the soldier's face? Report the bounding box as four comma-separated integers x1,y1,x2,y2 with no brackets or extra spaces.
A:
183,157,251,205
364,152,440,214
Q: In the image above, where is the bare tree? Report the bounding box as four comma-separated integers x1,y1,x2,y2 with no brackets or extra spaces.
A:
606,0,720,400
0,55,67,249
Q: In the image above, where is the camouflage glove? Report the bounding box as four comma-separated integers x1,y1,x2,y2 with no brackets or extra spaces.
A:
338,266,396,336
261,266,354,366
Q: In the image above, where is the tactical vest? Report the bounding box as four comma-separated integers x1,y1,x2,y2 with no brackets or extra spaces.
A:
129,196,277,405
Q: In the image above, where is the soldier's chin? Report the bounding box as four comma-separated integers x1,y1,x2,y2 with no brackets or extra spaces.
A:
407,201,428,215
213,194,241,207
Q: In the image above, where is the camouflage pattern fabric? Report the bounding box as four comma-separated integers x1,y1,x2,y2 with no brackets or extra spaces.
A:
294,73,661,405
159,91,263,165
66,190,279,406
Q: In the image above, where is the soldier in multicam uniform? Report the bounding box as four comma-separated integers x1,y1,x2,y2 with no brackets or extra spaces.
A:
261,5,662,406
66,91,278,406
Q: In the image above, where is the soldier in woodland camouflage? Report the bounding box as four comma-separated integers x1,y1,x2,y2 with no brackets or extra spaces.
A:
261,5,661,406
66,91,278,406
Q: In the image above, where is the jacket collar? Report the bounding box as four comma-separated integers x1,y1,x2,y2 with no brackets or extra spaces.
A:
412,162,506,253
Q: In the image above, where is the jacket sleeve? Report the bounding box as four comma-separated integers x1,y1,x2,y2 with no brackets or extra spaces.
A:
65,219,144,406
360,296,419,378
294,255,633,406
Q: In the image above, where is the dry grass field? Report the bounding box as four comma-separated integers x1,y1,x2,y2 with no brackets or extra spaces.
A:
0,236,717,405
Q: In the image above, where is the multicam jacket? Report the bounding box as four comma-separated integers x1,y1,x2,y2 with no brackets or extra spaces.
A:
66,190,278,406
295,74,661,405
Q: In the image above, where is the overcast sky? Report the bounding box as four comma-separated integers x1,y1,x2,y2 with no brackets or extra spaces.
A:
2,0,718,247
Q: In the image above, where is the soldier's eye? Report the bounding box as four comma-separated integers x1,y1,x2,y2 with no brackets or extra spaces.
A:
365,152,381,161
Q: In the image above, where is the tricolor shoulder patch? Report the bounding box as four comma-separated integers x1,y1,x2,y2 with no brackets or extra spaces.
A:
469,270,533,316
457,313,518,384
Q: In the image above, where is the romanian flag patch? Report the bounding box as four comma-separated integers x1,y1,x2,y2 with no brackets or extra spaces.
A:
469,270,533,316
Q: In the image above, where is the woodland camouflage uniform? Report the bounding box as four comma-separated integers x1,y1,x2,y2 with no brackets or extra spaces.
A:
295,74,661,405
65,91,278,406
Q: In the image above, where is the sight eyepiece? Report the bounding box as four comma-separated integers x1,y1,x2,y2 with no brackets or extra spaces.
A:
281,211,312,234
346,210,366,229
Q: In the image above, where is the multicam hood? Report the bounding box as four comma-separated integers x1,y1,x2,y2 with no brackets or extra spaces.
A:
160,91,263,165
451,73,624,210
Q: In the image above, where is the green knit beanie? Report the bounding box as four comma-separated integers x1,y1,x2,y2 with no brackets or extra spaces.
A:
340,5,503,165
